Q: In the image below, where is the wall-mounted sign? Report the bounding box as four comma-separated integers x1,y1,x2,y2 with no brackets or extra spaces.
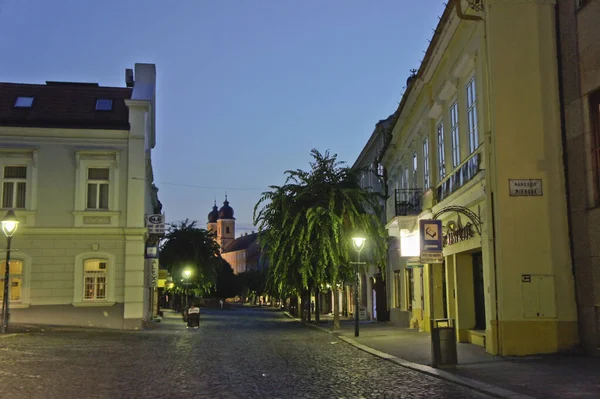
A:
420,251,443,264
509,179,543,196
443,217,475,246
146,214,165,235
419,219,443,252
522,274,531,283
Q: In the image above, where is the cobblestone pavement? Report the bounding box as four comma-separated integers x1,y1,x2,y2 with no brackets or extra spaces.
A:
0,308,491,399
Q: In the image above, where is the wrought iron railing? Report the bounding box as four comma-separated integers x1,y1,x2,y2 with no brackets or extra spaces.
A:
394,188,423,216
436,152,481,203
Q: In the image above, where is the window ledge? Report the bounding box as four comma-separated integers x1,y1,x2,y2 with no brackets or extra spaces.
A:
72,301,116,308
73,211,120,216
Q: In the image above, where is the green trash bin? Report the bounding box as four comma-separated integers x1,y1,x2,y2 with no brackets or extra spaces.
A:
430,318,458,368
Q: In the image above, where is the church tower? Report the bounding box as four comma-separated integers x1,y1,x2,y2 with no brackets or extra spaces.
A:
206,201,218,234
216,196,235,252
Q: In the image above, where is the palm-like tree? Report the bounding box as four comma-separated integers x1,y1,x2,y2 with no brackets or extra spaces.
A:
254,149,387,329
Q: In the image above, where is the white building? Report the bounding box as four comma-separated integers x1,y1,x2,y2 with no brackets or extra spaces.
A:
0,63,161,329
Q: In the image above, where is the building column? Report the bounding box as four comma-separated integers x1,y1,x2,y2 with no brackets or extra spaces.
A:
123,235,145,329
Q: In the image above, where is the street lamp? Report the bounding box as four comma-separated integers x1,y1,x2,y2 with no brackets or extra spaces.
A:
352,236,366,338
182,269,192,310
1,210,19,334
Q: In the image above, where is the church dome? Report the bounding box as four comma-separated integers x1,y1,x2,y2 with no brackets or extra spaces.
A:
207,202,219,223
218,196,235,220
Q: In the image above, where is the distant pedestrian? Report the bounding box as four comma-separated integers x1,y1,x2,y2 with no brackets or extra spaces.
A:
219,299,224,310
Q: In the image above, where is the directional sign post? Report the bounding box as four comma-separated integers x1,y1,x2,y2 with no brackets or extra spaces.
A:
419,219,443,264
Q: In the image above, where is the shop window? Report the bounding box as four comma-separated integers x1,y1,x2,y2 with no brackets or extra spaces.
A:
393,270,402,308
0,260,23,302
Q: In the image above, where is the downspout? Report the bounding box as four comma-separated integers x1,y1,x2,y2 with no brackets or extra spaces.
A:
454,0,502,354
554,2,583,348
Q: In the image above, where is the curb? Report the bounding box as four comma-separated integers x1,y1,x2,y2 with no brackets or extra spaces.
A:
287,313,534,399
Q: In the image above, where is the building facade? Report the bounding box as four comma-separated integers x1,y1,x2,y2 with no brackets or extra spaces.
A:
352,113,397,322
207,198,265,274
557,0,600,355
0,63,161,329
381,0,578,356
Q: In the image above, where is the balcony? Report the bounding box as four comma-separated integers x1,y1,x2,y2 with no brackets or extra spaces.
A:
436,152,481,203
393,188,423,217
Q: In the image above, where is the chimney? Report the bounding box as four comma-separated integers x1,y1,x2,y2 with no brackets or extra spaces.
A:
125,69,134,87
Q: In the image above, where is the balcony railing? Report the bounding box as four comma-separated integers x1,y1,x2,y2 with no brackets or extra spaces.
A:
394,188,423,217
436,152,481,203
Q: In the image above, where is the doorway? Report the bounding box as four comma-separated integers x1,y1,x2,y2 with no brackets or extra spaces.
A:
472,252,486,330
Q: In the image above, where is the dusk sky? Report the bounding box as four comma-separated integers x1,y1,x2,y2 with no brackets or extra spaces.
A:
0,0,446,236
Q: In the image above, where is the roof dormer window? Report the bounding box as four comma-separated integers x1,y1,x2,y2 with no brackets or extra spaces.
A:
14,96,34,108
95,99,113,111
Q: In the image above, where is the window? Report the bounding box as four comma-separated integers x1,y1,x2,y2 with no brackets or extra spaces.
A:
14,97,34,108
591,90,600,204
95,99,113,111
1,166,26,209
394,270,402,308
0,260,23,302
467,78,479,154
423,138,430,189
86,168,109,210
437,120,446,180
83,259,107,300
412,152,418,188
377,163,384,177
226,226,230,234
450,101,460,168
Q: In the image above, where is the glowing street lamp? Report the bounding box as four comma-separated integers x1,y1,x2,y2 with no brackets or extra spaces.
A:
1,210,19,333
352,236,366,338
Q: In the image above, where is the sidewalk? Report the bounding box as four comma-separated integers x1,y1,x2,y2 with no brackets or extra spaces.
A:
300,316,600,399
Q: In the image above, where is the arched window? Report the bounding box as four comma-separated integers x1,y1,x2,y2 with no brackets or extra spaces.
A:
73,252,115,305
226,226,230,234
83,259,107,300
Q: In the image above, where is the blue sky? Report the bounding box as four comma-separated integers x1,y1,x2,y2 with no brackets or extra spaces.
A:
0,0,446,236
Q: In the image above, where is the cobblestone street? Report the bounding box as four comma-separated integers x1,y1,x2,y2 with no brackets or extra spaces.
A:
0,308,491,399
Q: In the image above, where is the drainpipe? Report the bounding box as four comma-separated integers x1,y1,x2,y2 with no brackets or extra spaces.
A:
554,2,583,350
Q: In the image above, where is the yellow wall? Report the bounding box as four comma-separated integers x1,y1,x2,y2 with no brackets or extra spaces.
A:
384,1,579,356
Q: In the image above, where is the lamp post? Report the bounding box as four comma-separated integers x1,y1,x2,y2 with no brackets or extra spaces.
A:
182,269,192,310
352,236,366,338
1,210,19,334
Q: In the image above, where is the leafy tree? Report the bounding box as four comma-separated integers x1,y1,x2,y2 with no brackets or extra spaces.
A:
211,259,239,299
254,149,388,328
160,220,222,296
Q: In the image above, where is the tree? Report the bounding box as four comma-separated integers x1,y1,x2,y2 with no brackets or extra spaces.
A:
160,220,222,297
254,149,388,329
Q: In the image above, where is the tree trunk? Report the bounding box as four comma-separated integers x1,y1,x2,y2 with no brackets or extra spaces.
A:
342,282,348,317
306,288,311,323
333,285,340,330
314,285,320,323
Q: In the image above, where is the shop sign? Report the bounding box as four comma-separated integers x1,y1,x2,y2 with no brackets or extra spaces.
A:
443,217,475,246
419,219,443,252
146,214,165,235
420,251,443,264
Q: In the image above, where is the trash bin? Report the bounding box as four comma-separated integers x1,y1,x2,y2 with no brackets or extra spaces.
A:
430,318,457,368
186,305,200,328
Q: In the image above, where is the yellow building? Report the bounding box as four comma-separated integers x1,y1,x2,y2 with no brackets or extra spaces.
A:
382,0,578,356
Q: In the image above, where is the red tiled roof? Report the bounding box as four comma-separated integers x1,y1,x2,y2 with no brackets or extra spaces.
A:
0,82,132,130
